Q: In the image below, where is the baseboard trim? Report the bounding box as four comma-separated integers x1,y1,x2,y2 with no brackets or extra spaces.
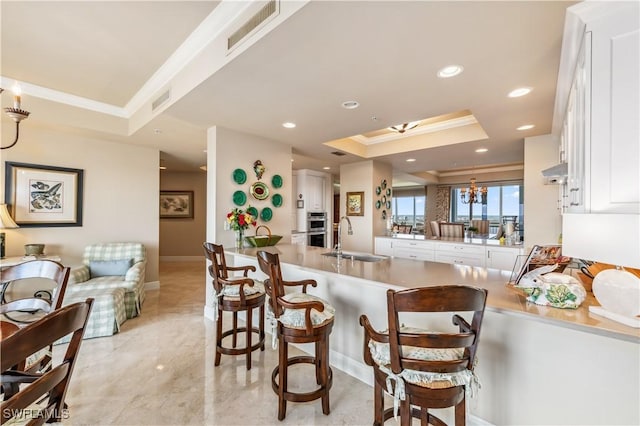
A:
145,281,160,290
159,256,204,262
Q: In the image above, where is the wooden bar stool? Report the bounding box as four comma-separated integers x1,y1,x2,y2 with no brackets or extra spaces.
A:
203,242,265,370
360,285,487,426
256,250,334,421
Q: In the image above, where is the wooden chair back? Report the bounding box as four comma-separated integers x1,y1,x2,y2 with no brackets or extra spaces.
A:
471,220,490,235
256,250,285,318
439,222,465,238
0,260,70,314
256,250,318,322
1,299,93,425
203,242,229,294
386,286,487,376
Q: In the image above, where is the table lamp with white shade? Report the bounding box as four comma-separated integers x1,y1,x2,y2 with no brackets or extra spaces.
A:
0,204,19,258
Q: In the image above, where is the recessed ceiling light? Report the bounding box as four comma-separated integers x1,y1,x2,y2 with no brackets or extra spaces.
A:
342,100,359,109
508,87,532,98
282,122,296,128
323,166,331,170
153,128,162,134
517,124,535,131
437,65,464,78
159,166,167,170
199,165,207,171
475,148,489,153
406,158,416,162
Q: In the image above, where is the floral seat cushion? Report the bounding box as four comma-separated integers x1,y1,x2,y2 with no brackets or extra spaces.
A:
218,278,265,298
278,292,335,329
368,326,475,390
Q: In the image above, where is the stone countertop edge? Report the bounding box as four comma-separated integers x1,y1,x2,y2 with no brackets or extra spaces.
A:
377,234,525,248
228,244,639,343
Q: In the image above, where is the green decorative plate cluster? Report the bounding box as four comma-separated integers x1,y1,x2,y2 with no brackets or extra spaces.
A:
375,179,390,219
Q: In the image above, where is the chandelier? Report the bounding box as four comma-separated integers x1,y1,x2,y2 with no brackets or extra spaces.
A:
460,178,487,204
0,86,31,150
387,121,421,134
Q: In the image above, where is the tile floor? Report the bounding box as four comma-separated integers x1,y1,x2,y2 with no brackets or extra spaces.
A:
60,261,378,425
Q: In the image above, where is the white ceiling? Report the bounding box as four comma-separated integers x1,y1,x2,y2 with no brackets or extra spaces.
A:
1,1,575,184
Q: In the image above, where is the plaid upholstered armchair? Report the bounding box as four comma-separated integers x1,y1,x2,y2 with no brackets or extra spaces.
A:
66,242,146,318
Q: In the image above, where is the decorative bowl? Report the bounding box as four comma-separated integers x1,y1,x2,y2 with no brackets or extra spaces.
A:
25,244,45,255
245,225,282,247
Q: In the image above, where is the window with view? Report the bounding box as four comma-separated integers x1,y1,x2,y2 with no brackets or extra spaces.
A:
391,192,426,234
451,182,523,235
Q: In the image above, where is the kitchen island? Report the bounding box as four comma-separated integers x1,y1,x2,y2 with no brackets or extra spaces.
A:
219,244,639,425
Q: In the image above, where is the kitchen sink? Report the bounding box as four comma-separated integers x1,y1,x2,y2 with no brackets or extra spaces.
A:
321,251,388,262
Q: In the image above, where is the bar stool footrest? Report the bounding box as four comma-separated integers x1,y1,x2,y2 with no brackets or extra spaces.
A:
217,326,265,356
271,355,333,403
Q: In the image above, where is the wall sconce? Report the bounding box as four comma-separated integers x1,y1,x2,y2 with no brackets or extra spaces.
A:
0,86,31,150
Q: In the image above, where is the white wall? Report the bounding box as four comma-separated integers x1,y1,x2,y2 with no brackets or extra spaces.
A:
160,170,207,259
0,125,160,281
524,134,562,246
205,126,292,314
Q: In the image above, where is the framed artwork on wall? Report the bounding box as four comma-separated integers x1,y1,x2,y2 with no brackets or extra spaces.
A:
4,161,84,227
346,191,364,216
160,190,194,219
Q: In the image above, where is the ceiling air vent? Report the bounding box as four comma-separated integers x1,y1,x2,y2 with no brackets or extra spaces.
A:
227,0,278,51
152,89,171,112
331,151,347,156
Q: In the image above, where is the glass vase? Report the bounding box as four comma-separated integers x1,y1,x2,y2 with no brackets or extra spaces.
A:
235,229,244,250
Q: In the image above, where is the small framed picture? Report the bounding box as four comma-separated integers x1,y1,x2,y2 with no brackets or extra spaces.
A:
160,190,194,219
296,199,304,209
346,191,364,216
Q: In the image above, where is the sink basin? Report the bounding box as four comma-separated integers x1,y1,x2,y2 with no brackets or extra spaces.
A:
322,251,388,262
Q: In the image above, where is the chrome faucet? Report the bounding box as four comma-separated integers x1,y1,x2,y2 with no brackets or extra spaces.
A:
335,216,353,257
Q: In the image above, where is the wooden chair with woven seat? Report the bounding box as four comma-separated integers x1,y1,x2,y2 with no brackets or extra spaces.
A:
1,299,93,424
256,250,334,421
203,242,265,370
360,285,488,426
0,260,71,375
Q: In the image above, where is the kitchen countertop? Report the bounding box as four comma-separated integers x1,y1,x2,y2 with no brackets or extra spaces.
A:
230,244,639,343
377,234,525,248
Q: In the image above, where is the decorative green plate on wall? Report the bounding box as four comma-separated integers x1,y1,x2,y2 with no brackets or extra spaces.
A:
272,174,283,188
233,190,247,206
260,207,273,222
247,206,258,219
272,193,283,208
233,168,247,185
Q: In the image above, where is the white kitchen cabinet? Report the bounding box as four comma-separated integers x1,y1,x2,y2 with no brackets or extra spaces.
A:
295,171,326,213
374,237,393,256
306,174,325,212
435,243,485,267
587,7,639,214
564,31,590,213
558,2,640,268
392,239,435,261
560,3,639,215
486,246,524,273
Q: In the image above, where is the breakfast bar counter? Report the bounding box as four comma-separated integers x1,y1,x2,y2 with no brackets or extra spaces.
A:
219,244,639,425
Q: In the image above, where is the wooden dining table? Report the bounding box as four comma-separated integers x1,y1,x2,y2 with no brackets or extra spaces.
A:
0,320,19,341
